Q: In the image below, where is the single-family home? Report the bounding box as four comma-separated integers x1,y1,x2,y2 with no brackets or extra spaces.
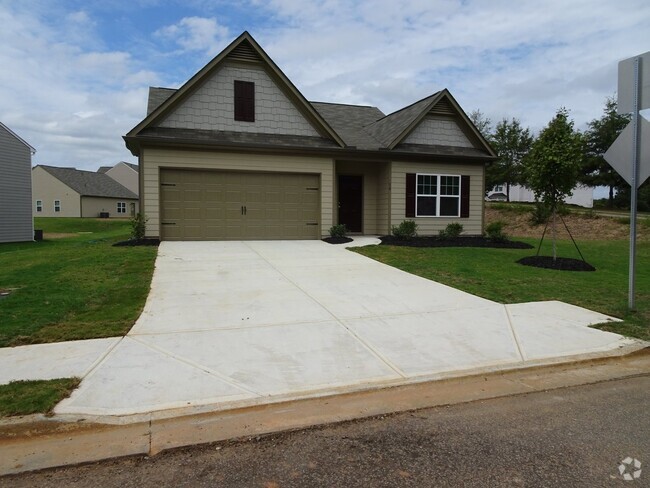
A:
124,31,495,241
486,184,594,208
0,121,36,243
98,161,139,195
32,165,139,218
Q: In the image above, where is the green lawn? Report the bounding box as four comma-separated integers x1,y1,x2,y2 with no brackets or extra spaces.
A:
353,238,650,341
0,378,80,417
0,218,157,346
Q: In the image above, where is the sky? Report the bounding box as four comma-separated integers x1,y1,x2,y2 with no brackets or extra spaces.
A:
1,0,649,179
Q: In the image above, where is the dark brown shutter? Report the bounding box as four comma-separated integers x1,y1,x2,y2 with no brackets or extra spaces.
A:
234,80,255,122
406,173,416,218
460,175,470,218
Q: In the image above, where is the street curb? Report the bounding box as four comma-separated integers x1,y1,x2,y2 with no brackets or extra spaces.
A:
1,346,648,476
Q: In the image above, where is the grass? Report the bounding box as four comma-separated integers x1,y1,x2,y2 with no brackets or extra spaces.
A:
354,238,650,341
0,378,80,417
0,218,157,346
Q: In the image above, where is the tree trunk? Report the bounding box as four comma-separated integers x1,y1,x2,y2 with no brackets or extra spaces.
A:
506,183,510,203
552,209,557,261
608,186,614,208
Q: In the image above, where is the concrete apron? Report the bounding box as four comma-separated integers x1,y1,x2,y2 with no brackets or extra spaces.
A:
1,347,648,476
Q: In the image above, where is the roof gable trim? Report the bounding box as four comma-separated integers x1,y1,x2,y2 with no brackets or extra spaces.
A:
0,122,36,154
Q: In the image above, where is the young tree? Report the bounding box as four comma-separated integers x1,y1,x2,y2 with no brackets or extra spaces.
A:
469,109,492,138
580,97,630,207
488,118,534,201
523,108,583,260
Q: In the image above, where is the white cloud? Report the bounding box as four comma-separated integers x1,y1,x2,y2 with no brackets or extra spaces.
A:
156,16,229,55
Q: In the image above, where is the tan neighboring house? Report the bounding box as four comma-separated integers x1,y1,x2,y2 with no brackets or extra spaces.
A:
32,165,138,218
0,122,36,242
124,31,495,241
98,161,139,195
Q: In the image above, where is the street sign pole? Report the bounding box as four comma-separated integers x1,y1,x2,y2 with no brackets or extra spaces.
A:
629,56,641,310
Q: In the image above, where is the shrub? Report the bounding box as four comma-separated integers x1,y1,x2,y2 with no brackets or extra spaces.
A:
529,202,551,226
391,220,418,240
130,213,147,240
485,221,507,240
439,222,463,239
581,209,600,220
329,224,347,238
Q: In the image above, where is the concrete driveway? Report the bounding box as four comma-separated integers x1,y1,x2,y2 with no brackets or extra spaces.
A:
52,240,637,419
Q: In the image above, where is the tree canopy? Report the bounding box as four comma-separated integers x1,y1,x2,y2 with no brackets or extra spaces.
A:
488,118,533,200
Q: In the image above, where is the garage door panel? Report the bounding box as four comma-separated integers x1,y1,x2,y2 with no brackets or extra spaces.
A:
160,169,320,240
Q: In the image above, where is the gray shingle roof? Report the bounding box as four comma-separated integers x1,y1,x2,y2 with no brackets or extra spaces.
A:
123,162,139,172
39,166,138,199
97,166,111,174
310,102,385,150
147,87,176,115
363,93,440,148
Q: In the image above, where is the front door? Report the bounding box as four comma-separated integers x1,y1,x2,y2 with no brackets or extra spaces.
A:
338,175,363,233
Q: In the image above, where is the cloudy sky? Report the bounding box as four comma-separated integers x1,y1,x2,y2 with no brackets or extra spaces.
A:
1,0,648,172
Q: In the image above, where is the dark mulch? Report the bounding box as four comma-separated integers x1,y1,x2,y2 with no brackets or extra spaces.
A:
322,236,354,244
379,235,534,249
517,255,596,271
112,238,161,247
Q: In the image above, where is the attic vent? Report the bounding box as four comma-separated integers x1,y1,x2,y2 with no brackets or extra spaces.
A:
430,98,455,116
227,41,261,63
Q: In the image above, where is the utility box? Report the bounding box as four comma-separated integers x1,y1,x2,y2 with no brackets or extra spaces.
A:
99,212,109,218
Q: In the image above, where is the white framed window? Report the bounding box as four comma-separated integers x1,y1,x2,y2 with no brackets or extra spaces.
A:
494,185,504,192
117,202,126,214
36,200,42,212
54,200,61,212
416,174,460,217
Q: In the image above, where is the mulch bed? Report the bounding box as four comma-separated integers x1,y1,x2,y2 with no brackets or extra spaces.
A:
517,255,596,271
113,238,161,247
379,236,533,249
322,237,354,244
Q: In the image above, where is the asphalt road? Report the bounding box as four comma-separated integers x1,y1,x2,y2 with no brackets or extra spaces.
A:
3,376,648,487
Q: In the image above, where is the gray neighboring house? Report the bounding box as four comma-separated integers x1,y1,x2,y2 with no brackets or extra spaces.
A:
0,121,36,243
32,165,139,218
125,31,496,241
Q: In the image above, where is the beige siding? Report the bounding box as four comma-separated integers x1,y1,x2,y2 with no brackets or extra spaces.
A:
31,166,81,217
404,115,473,148
81,197,139,218
105,163,139,195
142,148,334,238
158,63,319,137
377,163,391,235
335,161,390,235
390,161,484,235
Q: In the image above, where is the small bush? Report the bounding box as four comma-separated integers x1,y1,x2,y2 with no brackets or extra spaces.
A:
485,221,507,240
329,224,348,238
529,202,551,226
391,220,418,240
581,209,600,220
130,213,147,240
439,222,463,239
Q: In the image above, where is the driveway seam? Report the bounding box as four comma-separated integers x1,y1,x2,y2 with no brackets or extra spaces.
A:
79,337,124,379
504,305,527,362
243,242,408,379
128,336,263,397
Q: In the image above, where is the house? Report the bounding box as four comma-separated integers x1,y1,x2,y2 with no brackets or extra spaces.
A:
0,122,36,242
98,161,139,195
486,184,594,208
32,165,139,218
124,32,495,241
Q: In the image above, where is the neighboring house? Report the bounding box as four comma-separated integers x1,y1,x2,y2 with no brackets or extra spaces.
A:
124,32,495,241
0,122,36,243
32,165,139,218
486,184,594,208
100,161,139,195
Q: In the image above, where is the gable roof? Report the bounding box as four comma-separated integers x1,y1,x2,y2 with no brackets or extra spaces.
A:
310,102,385,150
37,165,137,199
127,31,345,148
0,121,36,154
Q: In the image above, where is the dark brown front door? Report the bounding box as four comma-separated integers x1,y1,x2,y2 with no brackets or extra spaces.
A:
338,175,363,233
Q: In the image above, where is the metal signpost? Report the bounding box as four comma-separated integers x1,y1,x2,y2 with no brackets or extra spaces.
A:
605,51,650,310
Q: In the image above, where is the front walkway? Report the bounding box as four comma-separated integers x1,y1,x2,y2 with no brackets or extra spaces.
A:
0,239,640,420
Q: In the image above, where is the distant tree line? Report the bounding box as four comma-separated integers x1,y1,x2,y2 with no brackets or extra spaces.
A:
469,98,649,212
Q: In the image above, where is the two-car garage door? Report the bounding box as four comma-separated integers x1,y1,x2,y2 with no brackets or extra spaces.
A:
160,169,320,240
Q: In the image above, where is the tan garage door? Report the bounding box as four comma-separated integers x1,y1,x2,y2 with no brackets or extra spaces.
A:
160,169,320,240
